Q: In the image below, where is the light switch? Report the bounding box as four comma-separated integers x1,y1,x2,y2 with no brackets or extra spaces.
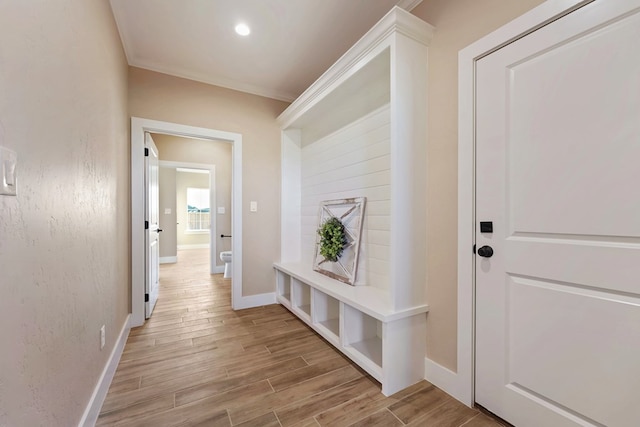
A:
217,207,225,214
250,201,257,212
0,146,17,196
164,208,171,215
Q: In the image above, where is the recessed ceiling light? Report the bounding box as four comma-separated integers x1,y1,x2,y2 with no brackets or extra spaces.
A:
235,23,250,36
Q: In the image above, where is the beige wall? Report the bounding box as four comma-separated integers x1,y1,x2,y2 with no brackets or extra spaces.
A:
0,1,129,425
129,67,289,296
158,166,178,258
410,0,545,370
154,134,233,265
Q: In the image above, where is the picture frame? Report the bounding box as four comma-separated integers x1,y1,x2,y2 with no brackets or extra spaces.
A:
313,197,366,285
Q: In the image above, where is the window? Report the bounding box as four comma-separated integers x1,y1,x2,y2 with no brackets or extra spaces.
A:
186,187,210,231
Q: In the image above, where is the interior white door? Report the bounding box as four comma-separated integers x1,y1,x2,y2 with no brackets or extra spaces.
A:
145,132,160,319
475,1,640,426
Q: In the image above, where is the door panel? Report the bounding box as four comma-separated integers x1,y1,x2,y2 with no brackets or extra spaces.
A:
508,276,640,420
475,1,640,426
145,133,160,319
507,7,640,238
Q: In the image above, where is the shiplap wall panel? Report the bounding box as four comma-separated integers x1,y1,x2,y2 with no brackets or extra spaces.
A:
300,105,390,290
302,155,390,189
300,196,391,217
303,139,390,179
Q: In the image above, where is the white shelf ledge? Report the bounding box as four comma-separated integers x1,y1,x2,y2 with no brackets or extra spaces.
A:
274,262,429,322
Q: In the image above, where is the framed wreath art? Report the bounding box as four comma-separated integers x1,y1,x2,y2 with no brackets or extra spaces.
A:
313,197,366,285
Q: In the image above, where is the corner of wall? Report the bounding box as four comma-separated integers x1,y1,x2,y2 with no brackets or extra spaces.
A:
424,356,472,407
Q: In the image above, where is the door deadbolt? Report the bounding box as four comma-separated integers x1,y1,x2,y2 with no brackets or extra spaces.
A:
477,245,494,258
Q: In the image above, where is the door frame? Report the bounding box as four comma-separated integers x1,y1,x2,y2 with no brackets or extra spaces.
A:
131,117,242,327
159,161,221,274
455,0,594,406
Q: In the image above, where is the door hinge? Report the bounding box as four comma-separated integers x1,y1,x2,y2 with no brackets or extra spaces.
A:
145,293,149,302
144,147,149,157
145,220,149,230
473,244,476,254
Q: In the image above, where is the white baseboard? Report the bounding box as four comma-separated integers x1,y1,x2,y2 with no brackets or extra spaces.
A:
177,244,209,250
212,265,225,274
159,256,177,264
233,292,276,310
424,357,470,407
79,314,131,427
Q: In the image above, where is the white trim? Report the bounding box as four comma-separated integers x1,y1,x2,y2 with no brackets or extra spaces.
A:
233,292,276,310
424,357,465,403
177,244,210,250
212,265,225,274
78,315,131,427
159,160,213,170
176,167,209,174
457,0,593,407
159,256,177,264
397,0,424,11
131,117,243,327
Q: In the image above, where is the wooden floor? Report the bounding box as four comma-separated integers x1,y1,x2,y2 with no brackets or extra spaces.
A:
98,249,505,426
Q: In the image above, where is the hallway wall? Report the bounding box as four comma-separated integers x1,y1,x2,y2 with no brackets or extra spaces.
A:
0,1,130,425
410,0,545,370
159,166,178,259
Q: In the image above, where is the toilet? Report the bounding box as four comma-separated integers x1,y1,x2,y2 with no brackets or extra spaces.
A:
220,251,232,279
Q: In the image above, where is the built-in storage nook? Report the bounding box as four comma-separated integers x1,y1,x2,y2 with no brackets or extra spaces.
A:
274,7,433,396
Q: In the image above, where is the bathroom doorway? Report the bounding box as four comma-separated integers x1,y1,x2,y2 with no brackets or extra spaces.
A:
152,131,232,276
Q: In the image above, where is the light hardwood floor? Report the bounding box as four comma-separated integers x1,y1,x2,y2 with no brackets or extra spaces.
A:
98,249,505,426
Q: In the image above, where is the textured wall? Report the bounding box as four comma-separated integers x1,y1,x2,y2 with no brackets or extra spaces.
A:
128,67,289,297
0,0,129,425
410,0,546,370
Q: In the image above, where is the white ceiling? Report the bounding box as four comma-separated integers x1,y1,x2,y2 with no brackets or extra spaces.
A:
109,0,422,102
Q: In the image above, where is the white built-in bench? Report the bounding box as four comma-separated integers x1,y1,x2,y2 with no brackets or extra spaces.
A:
275,7,434,396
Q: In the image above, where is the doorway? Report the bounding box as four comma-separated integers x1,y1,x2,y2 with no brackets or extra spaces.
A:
152,130,231,276
131,117,243,327
158,165,217,269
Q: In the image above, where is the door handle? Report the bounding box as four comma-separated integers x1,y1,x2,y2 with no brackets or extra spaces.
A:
477,245,493,258
157,229,163,233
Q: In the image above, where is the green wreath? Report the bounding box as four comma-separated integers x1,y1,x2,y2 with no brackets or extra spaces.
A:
317,217,347,262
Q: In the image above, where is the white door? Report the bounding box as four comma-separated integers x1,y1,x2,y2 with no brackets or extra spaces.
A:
475,1,640,426
145,133,160,318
